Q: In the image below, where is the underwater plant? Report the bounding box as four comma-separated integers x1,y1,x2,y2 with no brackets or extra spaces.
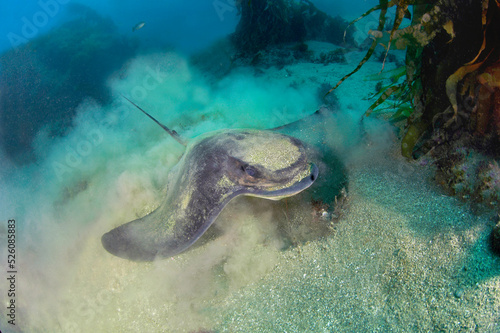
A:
363,66,418,123
326,0,500,208
327,0,500,156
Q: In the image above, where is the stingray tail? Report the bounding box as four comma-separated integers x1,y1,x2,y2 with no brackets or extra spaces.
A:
121,94,187,146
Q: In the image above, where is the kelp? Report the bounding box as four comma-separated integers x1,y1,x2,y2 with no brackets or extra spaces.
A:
342,2,388,43
328,0,500,208
364,66,410,121
328,0,500,159
324,0,389,95
380,1,409,70
327,0,453,97
325,0,436,96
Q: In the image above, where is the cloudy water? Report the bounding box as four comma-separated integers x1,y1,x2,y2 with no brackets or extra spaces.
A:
1,1,499,332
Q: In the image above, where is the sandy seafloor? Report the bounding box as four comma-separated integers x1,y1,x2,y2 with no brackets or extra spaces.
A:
1,41,500,332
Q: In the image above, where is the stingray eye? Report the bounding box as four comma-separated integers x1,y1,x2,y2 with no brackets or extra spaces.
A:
241,164,257,177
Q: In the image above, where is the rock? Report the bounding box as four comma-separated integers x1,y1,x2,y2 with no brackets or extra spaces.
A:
232,0,355,54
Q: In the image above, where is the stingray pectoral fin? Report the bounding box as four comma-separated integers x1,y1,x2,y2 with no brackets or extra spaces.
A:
101,219,166,262
101,207,221,262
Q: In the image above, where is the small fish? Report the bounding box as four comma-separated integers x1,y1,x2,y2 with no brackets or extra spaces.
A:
132,21,145,32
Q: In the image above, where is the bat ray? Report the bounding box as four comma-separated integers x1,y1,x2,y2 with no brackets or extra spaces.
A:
102,98,346,261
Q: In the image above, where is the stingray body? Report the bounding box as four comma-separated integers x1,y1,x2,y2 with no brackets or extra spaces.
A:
102,129,318,261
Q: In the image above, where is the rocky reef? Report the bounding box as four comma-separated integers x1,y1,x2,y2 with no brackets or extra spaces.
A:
0,5,137,163
231,0,356,54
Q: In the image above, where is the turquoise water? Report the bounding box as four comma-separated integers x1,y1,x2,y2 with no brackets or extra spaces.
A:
1,1,500,332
